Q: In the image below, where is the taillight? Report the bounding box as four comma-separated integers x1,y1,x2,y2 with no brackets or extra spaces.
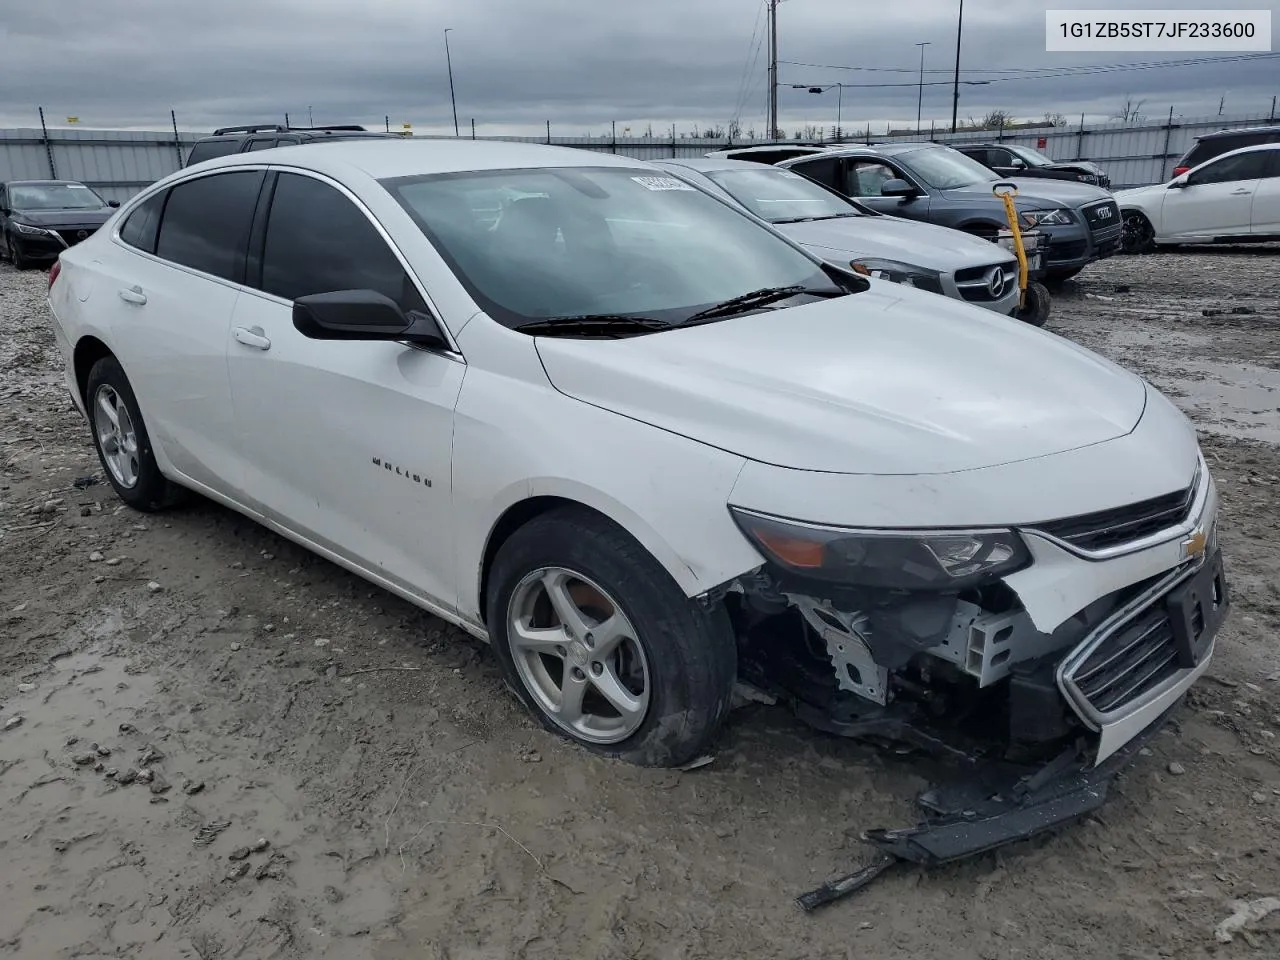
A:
48,259,61,289
1172,165,1190,177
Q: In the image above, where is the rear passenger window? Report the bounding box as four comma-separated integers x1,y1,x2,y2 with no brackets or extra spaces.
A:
246,138,277,151
154,171,264,282
258,172,424,310
185,138,241,166
118,189,167,254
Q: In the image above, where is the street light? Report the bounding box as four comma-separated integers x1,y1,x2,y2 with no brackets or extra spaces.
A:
915,42,931,132
443,28,459,137
793,83,846,140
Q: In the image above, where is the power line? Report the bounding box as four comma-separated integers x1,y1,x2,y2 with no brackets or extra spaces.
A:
779,52,1280,85
729,1,767,129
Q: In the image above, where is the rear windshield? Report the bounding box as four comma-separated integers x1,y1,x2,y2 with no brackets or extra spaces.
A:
185,139,242,166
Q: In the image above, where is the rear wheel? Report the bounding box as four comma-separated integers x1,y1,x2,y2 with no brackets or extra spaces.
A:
86,356,186,512
487,507,737,767
1121,211,1155,254
1015,280,1051,327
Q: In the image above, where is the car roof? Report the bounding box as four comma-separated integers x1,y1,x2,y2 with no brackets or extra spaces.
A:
656,157,789,173
1198,124,1280,141
193,138,653,180
6,179,86,187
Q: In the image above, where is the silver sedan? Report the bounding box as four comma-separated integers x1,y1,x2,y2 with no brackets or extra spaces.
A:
653,157,1021,316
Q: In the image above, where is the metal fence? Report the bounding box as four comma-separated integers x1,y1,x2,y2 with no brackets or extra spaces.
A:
2,110,1277,201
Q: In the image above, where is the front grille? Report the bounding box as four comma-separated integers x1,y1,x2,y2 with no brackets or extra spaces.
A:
1045,239,1087,263
1083,200,1120,231
55,227,98,246
955,262,1018,303
1072,607,1180,714
1032,481,1197,552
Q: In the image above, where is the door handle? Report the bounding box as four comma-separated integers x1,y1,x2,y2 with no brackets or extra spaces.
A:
1230,188,1252,195
117,285,147,305
232,326,271,350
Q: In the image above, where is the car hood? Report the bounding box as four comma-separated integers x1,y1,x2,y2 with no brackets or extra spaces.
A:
534,288,1147,475
1045,160,1105,176
776,215,1009,271
1113,183,1166,202
942,177,1112,207
13,209,113,228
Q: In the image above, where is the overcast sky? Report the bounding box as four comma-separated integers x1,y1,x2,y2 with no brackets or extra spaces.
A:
2,0,1277,136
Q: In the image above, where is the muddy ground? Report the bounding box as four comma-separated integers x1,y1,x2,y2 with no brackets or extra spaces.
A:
2,248,1279,959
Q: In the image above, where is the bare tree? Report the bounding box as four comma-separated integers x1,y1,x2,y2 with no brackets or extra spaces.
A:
1111,96,1145,125
1042,111,1068,128
727,119,742,140
981,109,1016,130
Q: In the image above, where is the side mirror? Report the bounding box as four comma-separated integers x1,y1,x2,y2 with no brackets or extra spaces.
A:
1167,176,1189,189
879,178,917,198
108,200,120,208
293,289,448,348
1009,158,1026,169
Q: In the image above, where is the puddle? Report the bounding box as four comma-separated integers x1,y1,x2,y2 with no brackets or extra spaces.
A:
1095,325,1280,443
0,631,403,958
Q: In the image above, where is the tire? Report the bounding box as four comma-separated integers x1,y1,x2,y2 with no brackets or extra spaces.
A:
1121,211,1155,254
1015,280,1051,327
85,355,185,512
10,237,30,270
486,506,737,767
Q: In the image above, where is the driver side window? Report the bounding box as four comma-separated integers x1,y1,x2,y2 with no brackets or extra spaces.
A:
1187,151,1269,186
844,161,898,198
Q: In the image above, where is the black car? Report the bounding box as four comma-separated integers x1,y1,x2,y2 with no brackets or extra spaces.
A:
185,124,402,166
955,143,1112,189
1172,124,1280,177
0,180,119,269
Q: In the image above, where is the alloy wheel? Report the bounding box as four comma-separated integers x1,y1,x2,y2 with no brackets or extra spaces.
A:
93,385,140,489
506,567,651,744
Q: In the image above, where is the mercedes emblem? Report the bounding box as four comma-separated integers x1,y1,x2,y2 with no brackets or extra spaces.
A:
986,266,1006,299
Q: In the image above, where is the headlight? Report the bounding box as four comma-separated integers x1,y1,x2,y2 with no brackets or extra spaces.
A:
12,222,52,236
1019,208,1073,228
849,259,943,294
730,508,1031,591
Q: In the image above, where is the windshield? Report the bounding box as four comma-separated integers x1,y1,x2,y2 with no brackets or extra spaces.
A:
701,167,863,223
383,167,840,327
1008,145,1055,167
10,182,108,211
899,147,998,189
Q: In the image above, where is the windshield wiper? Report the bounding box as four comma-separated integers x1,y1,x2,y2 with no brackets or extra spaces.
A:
514,314,672,337
683,285,830,323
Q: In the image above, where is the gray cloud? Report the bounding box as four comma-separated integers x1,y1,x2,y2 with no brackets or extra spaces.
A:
1,0,1276,136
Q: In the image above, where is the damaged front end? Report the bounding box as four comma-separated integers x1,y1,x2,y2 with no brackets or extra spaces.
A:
720,489,1229,907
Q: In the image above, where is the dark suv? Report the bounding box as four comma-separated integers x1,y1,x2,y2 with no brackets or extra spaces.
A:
1172,124,1280,177
184,124,400,167
954,143,1111,189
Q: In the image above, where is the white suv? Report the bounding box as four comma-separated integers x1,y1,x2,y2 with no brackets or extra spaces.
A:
46,140,1225,850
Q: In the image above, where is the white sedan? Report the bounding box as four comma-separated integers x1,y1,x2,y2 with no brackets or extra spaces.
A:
1116,142,1280,251
47,140,1225,808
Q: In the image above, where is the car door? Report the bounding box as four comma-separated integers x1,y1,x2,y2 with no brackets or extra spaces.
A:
839,157,932,221
96,170,263,499
226,169,465,611
1160,150,1269,240
1249,148,1280,235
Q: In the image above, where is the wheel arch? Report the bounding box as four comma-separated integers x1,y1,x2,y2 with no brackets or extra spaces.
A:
73,335,115,407
474,480,728,628
955,218,1007,239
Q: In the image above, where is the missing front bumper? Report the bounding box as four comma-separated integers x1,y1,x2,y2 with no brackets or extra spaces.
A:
796,702,1176,911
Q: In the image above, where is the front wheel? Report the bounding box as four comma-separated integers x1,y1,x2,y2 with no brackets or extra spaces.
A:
86,356,186,512
1121,211,1155,254
486,507,737,767
1015,280,1051,327
9,236,31,270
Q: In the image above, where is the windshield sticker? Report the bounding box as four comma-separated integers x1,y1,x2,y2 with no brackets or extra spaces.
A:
631,176,695,192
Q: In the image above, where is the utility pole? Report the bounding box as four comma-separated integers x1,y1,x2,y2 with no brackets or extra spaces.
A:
950,0,964,133
768,0,779,139
444,28,459,137
915,42,931,133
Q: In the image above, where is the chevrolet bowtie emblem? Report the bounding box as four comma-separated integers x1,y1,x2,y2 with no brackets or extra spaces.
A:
1181,529,1208,560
